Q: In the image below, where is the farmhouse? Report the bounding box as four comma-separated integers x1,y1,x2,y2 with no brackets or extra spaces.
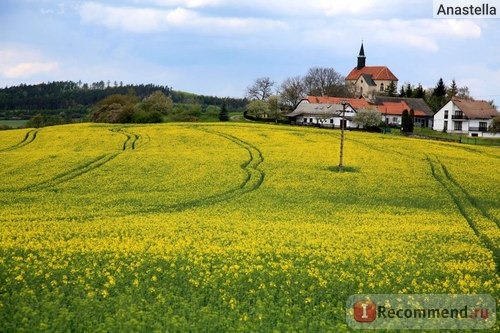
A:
285,101,359,128
287,96,433,128
345,43,398,99
433,97,499,137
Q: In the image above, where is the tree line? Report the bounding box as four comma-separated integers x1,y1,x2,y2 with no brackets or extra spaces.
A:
0,81,246,123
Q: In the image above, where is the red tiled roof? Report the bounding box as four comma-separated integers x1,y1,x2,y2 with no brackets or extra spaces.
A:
377,101,426,117
345,66,398,81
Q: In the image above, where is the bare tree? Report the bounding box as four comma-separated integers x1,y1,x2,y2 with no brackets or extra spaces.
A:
280,76,306,107
303,67,348,97
246,77,275,100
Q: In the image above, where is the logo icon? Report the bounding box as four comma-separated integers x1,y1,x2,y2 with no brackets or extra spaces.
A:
353,300,376,322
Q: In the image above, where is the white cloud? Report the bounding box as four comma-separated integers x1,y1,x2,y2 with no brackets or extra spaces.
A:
355,19,480,52
0,48,58,79
150,0,224,8
79,2,287,34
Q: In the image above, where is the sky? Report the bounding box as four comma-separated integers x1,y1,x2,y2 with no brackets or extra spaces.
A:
1,0,499,105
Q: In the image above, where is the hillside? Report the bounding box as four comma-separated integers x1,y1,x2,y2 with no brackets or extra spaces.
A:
0,81,246,122
0,123,498,331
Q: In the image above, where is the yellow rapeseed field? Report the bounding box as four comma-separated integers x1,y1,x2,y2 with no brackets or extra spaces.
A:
0,122,498,331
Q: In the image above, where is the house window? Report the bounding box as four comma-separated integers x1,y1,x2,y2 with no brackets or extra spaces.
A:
330,119,334,124
380,83,384,92
454,122,462,131
310,118,313,123
479,122,487,131
444,121,448,131
444,110,448,118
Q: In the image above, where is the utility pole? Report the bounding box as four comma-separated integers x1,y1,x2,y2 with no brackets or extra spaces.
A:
339,101,347,172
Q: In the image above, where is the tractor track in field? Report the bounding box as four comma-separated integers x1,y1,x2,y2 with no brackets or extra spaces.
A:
139,127,265,214
427,154,499,272
2,128,140,192
0,129,39,152
110,128,141,150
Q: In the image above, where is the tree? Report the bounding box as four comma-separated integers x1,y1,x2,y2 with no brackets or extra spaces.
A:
429,78,448,112
385,81,397,97
246,100,269,118
280,76,306,107
401,109,414,133
246,77,275,100
303,67,348,97
433,78,447,97
90,94,138,123
405,83,413,98
352,109,382,129
267,95,281,122
218,102,229,121
489,116,500,133
142,90,173,115
399,85,406,97
414,84,425,98
457,86,472,100
448,79,458,98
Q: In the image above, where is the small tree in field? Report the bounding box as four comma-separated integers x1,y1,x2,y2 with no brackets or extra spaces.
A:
218,103,229,121
352,109,382,130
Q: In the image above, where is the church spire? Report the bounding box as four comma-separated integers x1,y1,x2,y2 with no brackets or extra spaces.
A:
357,42,366,70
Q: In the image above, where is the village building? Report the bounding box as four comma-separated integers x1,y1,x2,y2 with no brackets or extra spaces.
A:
433,97,499,137
287,96,434,129
374,96,434,128
345,43,399,99
285,101,359,128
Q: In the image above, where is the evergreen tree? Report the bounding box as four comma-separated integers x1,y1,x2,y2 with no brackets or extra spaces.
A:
405,83,413,98
386,81,397,97
399,85,406,97
448,79,458,98
218,102,229,121
401,109,413,133
414,84,425,98
409,109,415,132
433,78,447,97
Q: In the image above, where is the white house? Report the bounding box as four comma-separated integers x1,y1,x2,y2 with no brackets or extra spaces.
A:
285,103,359,128
433,97,499,137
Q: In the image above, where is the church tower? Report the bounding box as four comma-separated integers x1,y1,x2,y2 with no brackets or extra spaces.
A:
346,41,398,99
357,42,366,70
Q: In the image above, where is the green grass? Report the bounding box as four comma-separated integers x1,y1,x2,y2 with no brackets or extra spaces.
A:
0,119,28,128
412,126,500,146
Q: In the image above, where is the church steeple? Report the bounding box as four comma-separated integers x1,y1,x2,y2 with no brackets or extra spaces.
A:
357,42,366,70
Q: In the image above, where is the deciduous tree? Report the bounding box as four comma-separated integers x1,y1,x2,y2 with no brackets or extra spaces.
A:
246,77,275,100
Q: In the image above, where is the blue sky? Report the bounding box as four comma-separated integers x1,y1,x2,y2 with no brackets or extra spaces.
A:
1,0,499,104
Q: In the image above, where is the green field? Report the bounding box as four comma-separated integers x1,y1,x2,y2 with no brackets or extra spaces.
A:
0,123,498,331
0,119,28,128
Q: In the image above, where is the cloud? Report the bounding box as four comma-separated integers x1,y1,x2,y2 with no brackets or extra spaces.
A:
149,0,383,16
79,2,287,34
0,48,58,79
351,19,480,52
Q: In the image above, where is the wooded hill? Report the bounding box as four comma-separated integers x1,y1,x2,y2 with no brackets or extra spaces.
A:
0,81,246,120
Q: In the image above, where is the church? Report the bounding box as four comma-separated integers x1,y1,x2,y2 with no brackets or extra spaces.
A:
345,43,398,99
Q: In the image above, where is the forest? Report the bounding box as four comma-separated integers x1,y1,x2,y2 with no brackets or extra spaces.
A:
0,81,247,124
